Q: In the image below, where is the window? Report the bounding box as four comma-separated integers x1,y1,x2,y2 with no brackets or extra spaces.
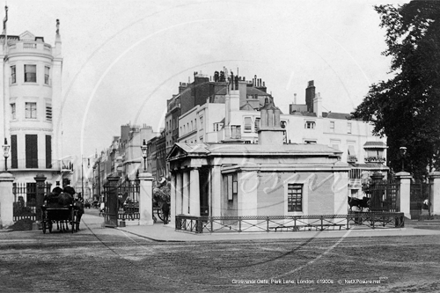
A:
46,104,52,121
25,134,38,168
214,122,224,132
244,117,252,133
199,116,203,128
254,118,260,133
25,102,37,119
330,121,335,132
231,125,241,139
24,65,37,82
287,184,303,212
10,65,16,84
44,66,50,85
225,173,238,201
305,121,315,129
10,103,16,119
305,140,317,144
347,122,352,134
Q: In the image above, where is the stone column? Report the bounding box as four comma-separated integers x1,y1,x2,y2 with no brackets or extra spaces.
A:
396,171,411,219
34,174,47,222
175,171,182,216
139,172,154,225
182,171,190,215
429,172,440,216
211,166,222,217
0,172,14,228
190,167,200,217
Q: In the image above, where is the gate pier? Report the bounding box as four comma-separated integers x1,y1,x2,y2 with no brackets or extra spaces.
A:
396,172,411,219
139,172,154,225
430,172,440,217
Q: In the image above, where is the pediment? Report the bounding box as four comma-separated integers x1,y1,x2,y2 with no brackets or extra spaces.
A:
19,31,35,41
166,144,188,161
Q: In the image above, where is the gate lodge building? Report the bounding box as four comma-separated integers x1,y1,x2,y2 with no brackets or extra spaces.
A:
168,99,350,218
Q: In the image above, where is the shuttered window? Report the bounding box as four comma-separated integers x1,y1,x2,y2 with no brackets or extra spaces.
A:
11,135,17,169
46,135,52,168
25,134,38,168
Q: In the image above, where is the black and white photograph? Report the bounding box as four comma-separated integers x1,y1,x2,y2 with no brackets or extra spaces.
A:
1,0,440,292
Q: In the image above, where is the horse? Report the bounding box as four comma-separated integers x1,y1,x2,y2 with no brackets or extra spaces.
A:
55,192,73,232
73,199,84,231
348,196,370,212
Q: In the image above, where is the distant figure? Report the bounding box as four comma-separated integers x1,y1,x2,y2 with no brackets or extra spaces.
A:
423,199,429,210
99,202,105,216
162,201,170,224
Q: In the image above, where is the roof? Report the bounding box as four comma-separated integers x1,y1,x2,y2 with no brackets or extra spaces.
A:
240,102,256,111
167,142,343,161
322,112,352,120
214,86,270,96
363,141,387,148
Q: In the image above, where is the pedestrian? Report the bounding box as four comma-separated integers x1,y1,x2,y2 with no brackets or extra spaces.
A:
162,201,170,224
99,202,105,216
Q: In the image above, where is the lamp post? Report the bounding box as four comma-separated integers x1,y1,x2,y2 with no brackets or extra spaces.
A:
399,146,407,172
2,138,10,171
81,156,84,199
141,139,148,172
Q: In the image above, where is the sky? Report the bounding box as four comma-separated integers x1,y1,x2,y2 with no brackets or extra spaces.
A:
7,0,410,161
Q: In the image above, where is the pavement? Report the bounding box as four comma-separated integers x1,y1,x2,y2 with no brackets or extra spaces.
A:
6,209,440,241
110,214,440,242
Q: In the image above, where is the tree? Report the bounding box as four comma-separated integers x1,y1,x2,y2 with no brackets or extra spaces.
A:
352,1,440,180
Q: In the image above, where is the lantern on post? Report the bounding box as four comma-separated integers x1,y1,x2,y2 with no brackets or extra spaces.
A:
140,139,148,172
2,138,10,171
399,146,407,172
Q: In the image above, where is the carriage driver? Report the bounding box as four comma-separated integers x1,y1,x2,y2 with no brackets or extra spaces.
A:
62,178,76,197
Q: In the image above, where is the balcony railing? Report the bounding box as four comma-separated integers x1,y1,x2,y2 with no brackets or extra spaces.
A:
365,157,386,163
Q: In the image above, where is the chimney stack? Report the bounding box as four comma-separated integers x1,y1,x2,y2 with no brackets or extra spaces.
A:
305,80,315,113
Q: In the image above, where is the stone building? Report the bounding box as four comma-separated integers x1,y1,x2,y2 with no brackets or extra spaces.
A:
0,18,67,207
167,97,350,219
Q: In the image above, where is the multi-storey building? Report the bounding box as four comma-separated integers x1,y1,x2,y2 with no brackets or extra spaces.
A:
0,20,68,206
91,124,158,201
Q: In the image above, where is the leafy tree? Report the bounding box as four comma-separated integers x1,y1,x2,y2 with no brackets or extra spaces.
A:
352,1,440,180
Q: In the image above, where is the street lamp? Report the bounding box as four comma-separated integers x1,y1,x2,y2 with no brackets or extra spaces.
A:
2,138,10,171
399,146,407,172
141,139,148,172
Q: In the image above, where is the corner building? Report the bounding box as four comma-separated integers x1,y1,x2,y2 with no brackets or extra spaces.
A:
0,25,64,204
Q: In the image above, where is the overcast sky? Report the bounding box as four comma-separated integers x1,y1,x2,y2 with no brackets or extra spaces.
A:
8,0,409,160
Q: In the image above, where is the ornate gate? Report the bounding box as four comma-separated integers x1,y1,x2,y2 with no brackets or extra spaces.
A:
363,177,399,212
103,174,140,227
410,182,431,219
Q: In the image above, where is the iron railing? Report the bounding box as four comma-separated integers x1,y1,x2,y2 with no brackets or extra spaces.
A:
175,212,405,234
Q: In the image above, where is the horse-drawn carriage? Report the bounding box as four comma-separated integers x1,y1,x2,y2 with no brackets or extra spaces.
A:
41,192,83,233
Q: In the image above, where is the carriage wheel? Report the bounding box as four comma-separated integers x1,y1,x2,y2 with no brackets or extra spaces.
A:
156,208,165,222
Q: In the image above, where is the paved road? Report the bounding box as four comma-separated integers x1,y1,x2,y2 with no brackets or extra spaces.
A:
2,210,440,293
